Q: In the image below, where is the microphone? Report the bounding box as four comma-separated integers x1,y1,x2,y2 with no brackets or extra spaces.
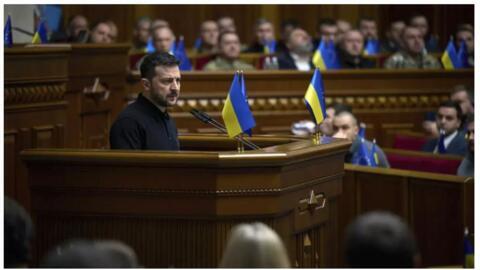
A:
190,109,261,150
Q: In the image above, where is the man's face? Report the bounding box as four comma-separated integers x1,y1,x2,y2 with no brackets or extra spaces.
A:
332,114,359,141
359,20,378,40
218,17,236,33
390,21,406,44
200,21,219,47
466,121,474,152
145,65,181,108
256,22,275,44
402,27,424,55
319,25,338,43
336,20,351,42
107,22,118,42
436,107,461,136
342,30,364,56
153,27,175,53
287,29,313,54
220,33,241,60
70,16,88,38
451,91,474,114
135,20,151,44
456,30,474,54
90,23,112,44
410,16,428,37
320,107,335,136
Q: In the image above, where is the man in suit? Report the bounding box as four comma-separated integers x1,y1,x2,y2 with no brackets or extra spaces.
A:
338,30,375,69
332,111,390,168
245,18,276,53
277,28,314,70
422,100,467,156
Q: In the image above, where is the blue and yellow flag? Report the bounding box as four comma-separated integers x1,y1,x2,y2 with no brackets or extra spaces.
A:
441,39,459,69
457,40,469,68
363,39,380,55
222,72,256,138
194,37,202,51
304,69,327,125
263,39,276,54
352,138,374,166
370,139,379,167
464,227,474,268
31,20,48,44
4,15,13,47
174,37,192,71
313,40,340,70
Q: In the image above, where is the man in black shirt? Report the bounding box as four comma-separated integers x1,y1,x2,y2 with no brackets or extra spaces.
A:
338,30,375,69
110,52,180,150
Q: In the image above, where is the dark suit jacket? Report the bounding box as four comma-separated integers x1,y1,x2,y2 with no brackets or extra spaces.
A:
277,51,314,70
421,130,467,156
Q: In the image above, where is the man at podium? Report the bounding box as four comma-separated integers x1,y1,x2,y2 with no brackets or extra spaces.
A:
110,52,180,150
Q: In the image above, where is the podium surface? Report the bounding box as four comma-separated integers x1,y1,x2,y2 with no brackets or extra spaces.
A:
22,134,350,267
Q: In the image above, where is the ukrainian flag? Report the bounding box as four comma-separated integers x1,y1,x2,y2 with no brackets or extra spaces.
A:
457,40,469,68
363,39,380,55
464,227,474,268
441,39,458,70
304,69,326,125
263,40,276,54
222,72,256,138
313,40,340,70
174,37,192,71
4,15,13,47
31,20,48,44
370,139,379,167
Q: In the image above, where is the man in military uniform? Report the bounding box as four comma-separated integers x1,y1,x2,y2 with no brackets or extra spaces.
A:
203,31,255,71
384,26,441,69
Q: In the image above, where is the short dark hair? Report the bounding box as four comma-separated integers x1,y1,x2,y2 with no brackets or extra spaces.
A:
357,17,376,27
281,19,299,30
317,18,337,29
408,13,427,25
4,197,34,267
439,99,465,126
328,102,352,115
345,211,417,268
217,30,238,45
140,52,180,81
455,24,474,37
90,20,110,31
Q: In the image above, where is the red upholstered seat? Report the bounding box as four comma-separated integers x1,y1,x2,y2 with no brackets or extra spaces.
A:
392,133,429,151
386,151,462,175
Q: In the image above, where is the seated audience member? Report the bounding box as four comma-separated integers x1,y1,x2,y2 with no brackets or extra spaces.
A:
277,28,314,70
89,21,113,44
422,100,467,155
345,211,419,268
422,111,439,138
382,20,406,53
455,24,474,67
457,113,474,176
313,18,338,48
152,26,176,53
203,31,255,71
220,222,290,268
358,17,379,41
384,26,441,69
336,19,352,43
5,197,34,268
276,19,299,54
409,14,438,52
245,18,276,53
319,102,352,136
51,14,89,43
106,20,118,42
332,111,390,167
451,85,474,116
131,17,151,53
217,16,236,33
338,29,375,69
41,239,139,268
196,20,219,54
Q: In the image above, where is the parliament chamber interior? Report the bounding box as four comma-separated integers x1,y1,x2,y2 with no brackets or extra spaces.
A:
3,4,475,268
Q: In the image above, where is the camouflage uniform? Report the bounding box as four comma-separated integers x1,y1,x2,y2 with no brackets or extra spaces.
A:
383,50,442,69
203,57,255,71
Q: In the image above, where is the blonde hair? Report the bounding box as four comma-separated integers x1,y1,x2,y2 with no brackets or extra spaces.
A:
220,222,290,268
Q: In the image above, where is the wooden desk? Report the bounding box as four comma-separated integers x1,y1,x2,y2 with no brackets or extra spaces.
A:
341,164,473,267
21,134,351,267
126,69,474,145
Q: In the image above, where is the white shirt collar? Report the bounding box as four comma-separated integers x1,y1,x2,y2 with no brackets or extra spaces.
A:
290,52,312,71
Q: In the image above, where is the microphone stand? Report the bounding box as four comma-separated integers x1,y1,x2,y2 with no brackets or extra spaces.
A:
190,109,261,150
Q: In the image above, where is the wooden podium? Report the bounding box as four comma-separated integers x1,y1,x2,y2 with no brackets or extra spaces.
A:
21,134,350,267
